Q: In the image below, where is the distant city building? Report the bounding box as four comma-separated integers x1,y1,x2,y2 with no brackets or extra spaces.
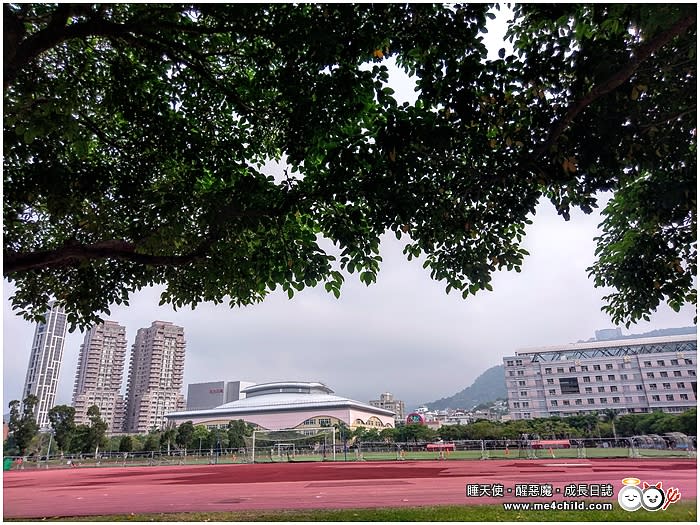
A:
72,321,127,434
504,334,697,420
186,380,256,411
595,328,623,341
166,381,395,430
22,302,68,429
369,392,405,425
124,321,186,433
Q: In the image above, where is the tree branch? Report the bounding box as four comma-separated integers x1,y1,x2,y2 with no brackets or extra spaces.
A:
3,240,207,275
532,14,696,160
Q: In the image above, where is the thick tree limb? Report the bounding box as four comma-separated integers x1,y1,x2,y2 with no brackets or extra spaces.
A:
3,240,206,275
532,14,696,160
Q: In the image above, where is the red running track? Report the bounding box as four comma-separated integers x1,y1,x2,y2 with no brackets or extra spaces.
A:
3,458,696,519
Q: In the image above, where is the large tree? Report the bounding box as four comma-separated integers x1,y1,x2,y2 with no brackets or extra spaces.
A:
7,395,39,455
47,404,76,454
3,4,695,330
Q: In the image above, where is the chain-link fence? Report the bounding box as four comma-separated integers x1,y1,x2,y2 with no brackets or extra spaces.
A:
3,434,695,470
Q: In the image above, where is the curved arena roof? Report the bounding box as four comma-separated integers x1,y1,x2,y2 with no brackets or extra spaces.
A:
166,381,395,420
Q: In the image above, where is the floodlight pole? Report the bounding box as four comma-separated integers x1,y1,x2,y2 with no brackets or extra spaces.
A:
251,431,256,463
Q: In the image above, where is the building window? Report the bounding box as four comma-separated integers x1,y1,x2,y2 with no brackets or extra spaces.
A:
649,384,657,390
512,402,520,408
548,389,556,395
585,387,592,393
677,382,685,388
620,374,628,380
559,377,580,394
522,402,529,408
689,370,696,376
607,375,615,380
660,371,668,378
581,365,588,372
575,399,582,405
593,365,601,371
516,359,523,366
671,359,679,365
612,397,620,403
657,360,665,366
569,366,576,372
518,380,526,386
556,367,564,373
563,400,570,406
595,376,603,381
652,395,660,402
636,384,644,391
685,358,693,365
647,372,655,378
517,370,524,376
600,398,608,404
606,364,613,370
663,383,671,390
587,399,595,404
583,376,591,383
545,367,552,374
680,394,689,400
508,371,515,376
520,391,527,397
598,386,605,393
551,400,558,407
674,371,682,377
610,386,618,392
665,395,674,401
644,361,652,367
546,378,554,385
506,360,514,366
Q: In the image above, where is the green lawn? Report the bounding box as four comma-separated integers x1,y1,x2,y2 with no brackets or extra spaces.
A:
20,501,697,522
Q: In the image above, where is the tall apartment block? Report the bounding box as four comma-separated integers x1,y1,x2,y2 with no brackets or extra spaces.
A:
124,321,186,433
370,392,406,425
504,334,697,420
72,321,127,434
22,302,68,429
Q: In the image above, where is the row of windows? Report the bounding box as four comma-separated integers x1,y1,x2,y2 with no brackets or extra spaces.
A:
533,358,695,374
551,393,690,406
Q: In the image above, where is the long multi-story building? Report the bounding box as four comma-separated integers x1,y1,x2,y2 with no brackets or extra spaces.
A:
72,321,127,433
22,302,68,429
124,321,186,433
504,334,697,420
369,392,406,425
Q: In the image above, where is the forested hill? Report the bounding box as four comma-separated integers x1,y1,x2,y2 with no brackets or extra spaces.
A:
424,365,506,411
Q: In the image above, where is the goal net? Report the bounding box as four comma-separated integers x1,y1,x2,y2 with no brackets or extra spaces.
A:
243,427,336,463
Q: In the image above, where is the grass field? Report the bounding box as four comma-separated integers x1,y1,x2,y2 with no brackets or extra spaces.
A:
18,501,697,522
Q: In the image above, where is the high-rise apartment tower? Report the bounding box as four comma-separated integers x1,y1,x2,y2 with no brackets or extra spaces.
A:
22,302,68,429
124,321,186,433
72,321,127,433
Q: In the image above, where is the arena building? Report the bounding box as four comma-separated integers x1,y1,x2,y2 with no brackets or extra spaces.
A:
165,381,396,431
504,334,697,420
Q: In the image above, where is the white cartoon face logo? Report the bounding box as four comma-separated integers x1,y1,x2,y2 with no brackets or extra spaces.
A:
642,485,665,512
618,485,643,511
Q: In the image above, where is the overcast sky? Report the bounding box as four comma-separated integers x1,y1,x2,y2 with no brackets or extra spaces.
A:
2,9,696,413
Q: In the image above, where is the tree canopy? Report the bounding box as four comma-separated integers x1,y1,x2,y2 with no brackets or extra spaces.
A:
3,3,696,330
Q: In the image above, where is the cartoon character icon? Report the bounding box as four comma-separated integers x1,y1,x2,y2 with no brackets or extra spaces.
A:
641,482,666,512
617,485,643,512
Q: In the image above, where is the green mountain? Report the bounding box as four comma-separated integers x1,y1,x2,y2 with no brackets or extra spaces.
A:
424,365,506,411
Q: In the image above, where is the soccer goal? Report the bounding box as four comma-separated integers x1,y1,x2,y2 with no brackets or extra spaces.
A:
243,427,336,463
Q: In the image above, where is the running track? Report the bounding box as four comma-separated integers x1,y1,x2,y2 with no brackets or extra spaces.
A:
3,458,696,519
